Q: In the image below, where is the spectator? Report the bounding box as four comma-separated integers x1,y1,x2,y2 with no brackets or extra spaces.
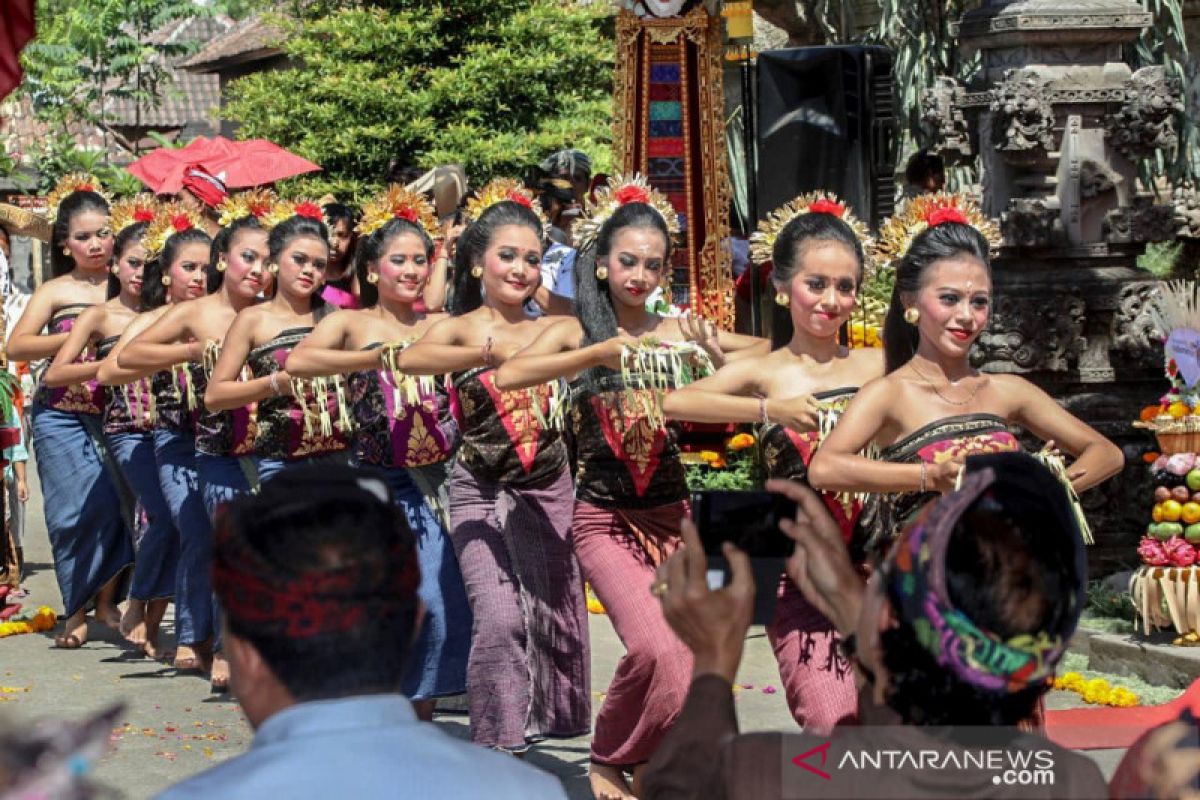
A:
641,452,1106,800
539,149,592,208
156,466,567,800
903,149,946,198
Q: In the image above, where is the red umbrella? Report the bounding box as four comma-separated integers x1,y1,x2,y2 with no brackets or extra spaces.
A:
127,136,320,194
0,0,36,102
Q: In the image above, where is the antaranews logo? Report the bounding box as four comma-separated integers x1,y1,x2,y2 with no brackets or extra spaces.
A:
790,741,833,781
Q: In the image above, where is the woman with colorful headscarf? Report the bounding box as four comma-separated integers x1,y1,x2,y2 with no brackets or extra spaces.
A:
808,194,1123,557
9,175,133,649
203,201,349,485
661,193,882,735
496,175,767,799
398,180,590,756
288,186,470,720
117,190,275,690
97,206,213,677
44,197,176,658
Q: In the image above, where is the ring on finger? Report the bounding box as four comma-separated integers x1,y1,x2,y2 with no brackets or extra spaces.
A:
650,579,669,598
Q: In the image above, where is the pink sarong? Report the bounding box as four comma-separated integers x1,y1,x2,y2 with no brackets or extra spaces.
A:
572,498,692,766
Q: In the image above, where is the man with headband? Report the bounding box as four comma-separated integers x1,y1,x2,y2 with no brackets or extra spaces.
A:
178,166,227,237
156,466,567,800
641,452,1107,799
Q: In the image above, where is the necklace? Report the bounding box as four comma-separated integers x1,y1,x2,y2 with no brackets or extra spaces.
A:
908,360,983,407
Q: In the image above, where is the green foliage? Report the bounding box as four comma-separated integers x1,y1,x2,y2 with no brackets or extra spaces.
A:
1086,579,1137,622
224,2,615,198
1139,240,1184,278
1133,0,1197,184
685,438,762,492
31,133,144,197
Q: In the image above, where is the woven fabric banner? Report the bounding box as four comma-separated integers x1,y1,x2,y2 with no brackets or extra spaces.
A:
614,8,734,329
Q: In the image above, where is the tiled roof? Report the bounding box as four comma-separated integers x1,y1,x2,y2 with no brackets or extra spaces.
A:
180,14,285,72
103,16,231,128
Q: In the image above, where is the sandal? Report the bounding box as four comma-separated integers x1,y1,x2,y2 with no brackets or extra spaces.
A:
54,634,85,649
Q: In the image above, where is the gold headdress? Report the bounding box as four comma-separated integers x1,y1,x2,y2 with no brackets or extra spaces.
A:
573,173,680,253
357,185,439,238
259,198,327,232
45,173,110,220
144,203,204,261
463,178,550,236
108,194,159,237
875,193,1001,269
216,189,279,228
749,192,874,269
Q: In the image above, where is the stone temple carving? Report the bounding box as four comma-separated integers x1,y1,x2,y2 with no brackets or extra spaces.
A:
921,77,972,165
1106,66,1184,163
991,68,1057,155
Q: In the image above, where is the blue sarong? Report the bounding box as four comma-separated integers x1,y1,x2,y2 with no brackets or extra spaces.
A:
153,428,213,646
31,403,133,617
255,451,351,487
108,431,178,601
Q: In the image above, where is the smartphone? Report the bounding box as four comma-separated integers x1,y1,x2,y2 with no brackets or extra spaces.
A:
691,490,796,624
691,490,798,558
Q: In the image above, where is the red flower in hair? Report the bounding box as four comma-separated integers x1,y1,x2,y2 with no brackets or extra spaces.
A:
249,202,271,218
171,214,193,232
294,201,324,221
927,206,968,227
505,190,532,209
395,207,418,223
809,198,845,217
78,183,95,193
134,209,155,223
614,185,650,205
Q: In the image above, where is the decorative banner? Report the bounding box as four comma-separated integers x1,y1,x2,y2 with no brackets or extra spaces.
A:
614,7,735,329
1168,328,1200,388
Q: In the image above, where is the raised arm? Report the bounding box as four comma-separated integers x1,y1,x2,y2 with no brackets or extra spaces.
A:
808,378,959,495
203,311,282,411
677,313,770,370
1005,375,1124,492
287,312,378,378
422,242,450,313
493,319,616,391
42,306,104,388
8,286,70,361
96,310,169,386
119,302,200,371
397,317,490,376
662,356,821,431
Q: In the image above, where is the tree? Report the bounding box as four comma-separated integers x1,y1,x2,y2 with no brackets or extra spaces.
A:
223,1,616,198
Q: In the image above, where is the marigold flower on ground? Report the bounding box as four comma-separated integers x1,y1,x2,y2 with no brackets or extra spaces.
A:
728,433,755,451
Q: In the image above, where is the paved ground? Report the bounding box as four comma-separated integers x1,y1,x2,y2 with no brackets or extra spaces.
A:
0,466,1132,798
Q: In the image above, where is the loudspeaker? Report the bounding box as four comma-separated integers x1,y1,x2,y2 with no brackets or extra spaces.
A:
755,46,897,230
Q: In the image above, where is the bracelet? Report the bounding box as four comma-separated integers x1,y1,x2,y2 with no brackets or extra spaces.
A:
919,461,928,493
481,337,495,368
759,396,770,424
269,372,281,396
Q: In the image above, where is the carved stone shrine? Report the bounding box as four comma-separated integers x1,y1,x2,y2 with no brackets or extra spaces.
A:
925,0,1184,570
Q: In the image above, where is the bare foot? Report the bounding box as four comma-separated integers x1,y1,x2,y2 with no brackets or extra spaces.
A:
95,603,122,630
54,611,89,649
175,645,203,673
210,653,230,693
121,601,148,646
589,763,635,800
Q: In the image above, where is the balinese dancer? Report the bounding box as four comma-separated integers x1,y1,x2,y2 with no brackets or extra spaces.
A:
809,194,1124,556
98,206,214,678
9,175,132,648
204,202,349,484
398,181,589,755
119,191,276,690
661,194,882,734
496,175,767,799
289,186,470,720
45,197,177,658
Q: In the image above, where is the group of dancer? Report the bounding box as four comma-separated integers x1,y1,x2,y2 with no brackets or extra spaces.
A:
12,170,1124,800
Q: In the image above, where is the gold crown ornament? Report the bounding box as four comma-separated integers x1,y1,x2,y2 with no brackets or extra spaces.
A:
216,189,280,228
357,184,439,238
875,192,1001,270
144,203,204,261
749,191,874,269
108,194,159,237
462,178,550,237
573,173,680,253
258,197,327,232
45,173,111,220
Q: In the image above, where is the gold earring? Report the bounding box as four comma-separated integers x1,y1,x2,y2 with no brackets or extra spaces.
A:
904,307,920,325
63,247,70,257
470,265,483,278
774,291,789,307
366,272,379,285
110,265,120,276
595,265,608,280
216,259,227,272
268,263,279,275
161,275,172,287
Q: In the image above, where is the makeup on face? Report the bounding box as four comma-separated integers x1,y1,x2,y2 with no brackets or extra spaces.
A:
606,227,668,307
482,225,543,304
787,241,859,337
67,210,114,267
170,242,211,301
377,232,430,301
278,236,329,296
915,256,991,351
226,229,271,296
